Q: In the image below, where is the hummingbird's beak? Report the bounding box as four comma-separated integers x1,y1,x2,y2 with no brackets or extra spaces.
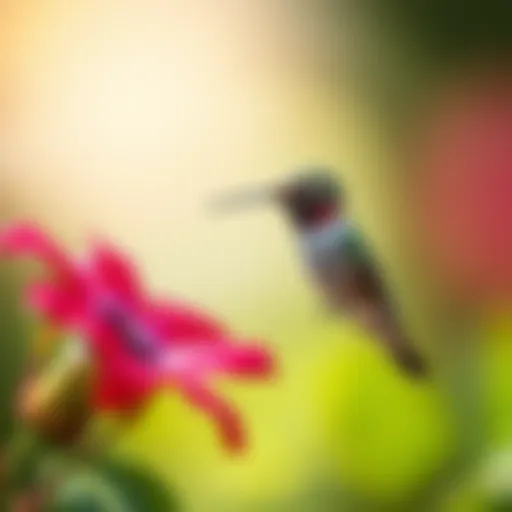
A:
208,184,280,213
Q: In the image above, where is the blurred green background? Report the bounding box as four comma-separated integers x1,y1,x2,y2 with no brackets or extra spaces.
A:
0,1,511,510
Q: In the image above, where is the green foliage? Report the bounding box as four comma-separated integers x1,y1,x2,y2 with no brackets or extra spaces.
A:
7,429,51,491
0,273,30,443
488,497,512,512
354,0,512,65
49,458,179,512
325,0,512,142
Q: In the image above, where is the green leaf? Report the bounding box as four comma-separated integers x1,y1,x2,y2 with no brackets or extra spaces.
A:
49,476,127,512
349,0,512,65
49,458,179,512
98,458,179,512
6,428,51,491
0,273,31,443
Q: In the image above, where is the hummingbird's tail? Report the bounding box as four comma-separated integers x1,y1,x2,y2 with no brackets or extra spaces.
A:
358,301,429,379
388,340,429,378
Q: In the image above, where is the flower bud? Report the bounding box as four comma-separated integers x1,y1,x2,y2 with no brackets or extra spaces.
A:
17,338,94,446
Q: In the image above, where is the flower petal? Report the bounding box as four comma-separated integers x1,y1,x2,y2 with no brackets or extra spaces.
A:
92,376,140,411
0,222,73,277
92,355,157,412
88,243,143,305
213,343,275,379
147,300,226,343
176,378,245,453
164,342,274,379
26,281,82,325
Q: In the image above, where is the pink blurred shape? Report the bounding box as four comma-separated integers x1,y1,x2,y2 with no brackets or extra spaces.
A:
0,222,275,454
414,70,512,304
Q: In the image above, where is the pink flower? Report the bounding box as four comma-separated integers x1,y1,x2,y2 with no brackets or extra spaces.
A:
412,71,512,304
0,222,275,453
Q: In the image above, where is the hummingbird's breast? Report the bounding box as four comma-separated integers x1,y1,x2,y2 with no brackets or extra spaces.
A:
298,220,350,285
298,220,388,315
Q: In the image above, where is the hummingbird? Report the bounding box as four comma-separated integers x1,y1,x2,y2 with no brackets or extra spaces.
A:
210,167,428,378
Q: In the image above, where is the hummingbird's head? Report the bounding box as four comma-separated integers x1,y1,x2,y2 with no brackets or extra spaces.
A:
277,168,344,228
210,166,345,229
